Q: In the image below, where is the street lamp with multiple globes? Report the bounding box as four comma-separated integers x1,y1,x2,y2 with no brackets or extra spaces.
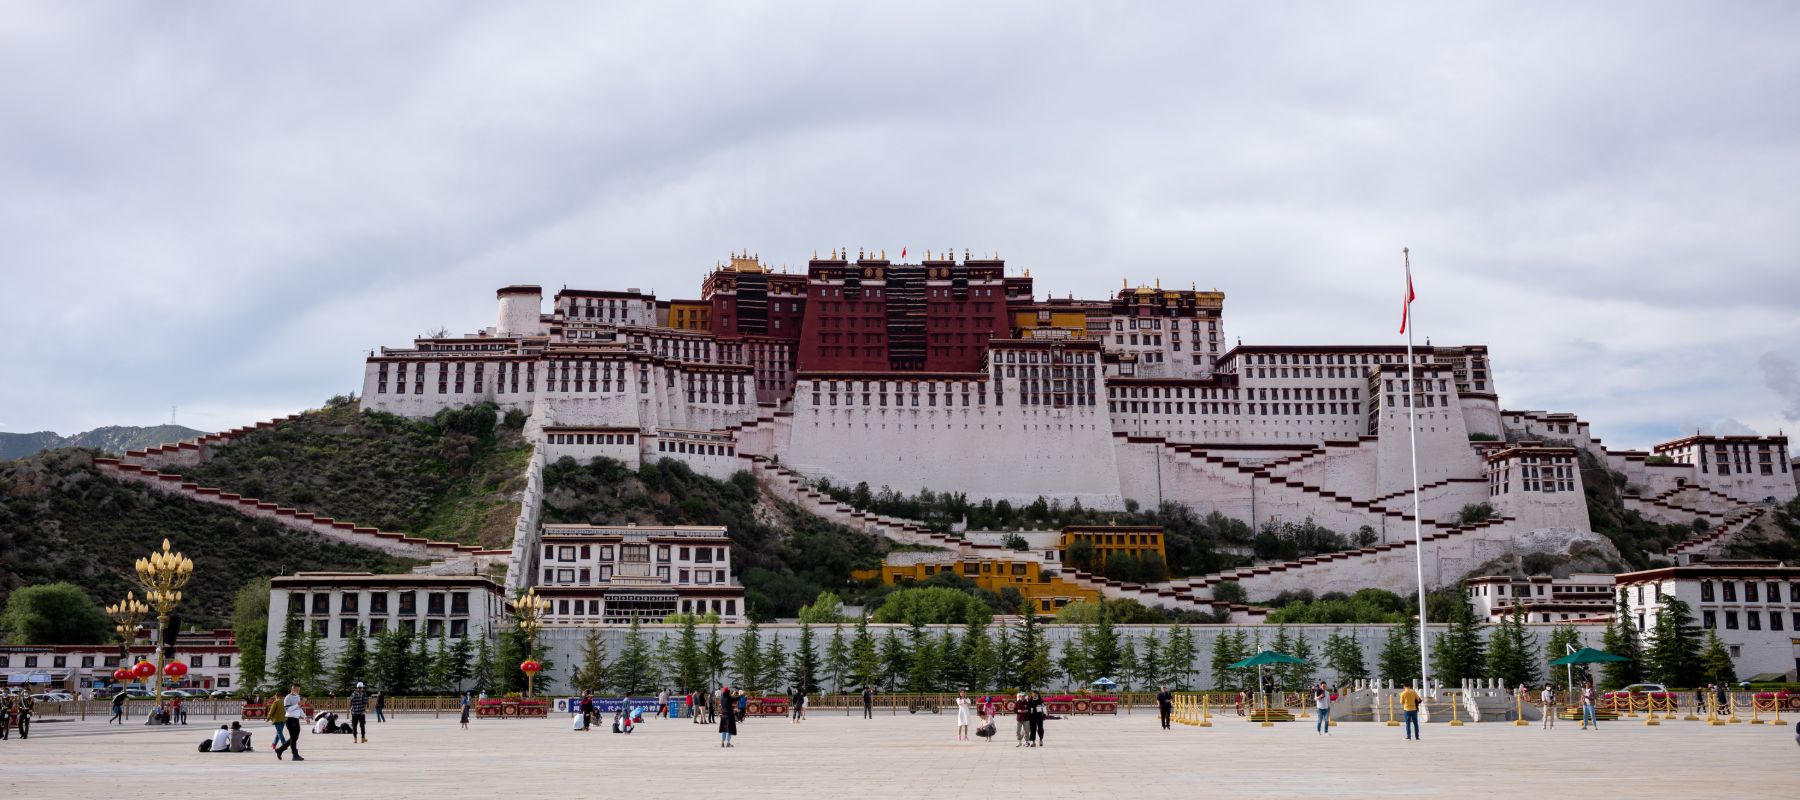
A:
515,587,550,697
134,539,193,702
105,593,149,683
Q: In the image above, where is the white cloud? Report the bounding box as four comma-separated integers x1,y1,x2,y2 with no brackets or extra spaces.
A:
2,1,1797,454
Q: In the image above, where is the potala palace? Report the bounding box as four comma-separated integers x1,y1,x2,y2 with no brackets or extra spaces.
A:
98,251,1800,679
349,253,1793,600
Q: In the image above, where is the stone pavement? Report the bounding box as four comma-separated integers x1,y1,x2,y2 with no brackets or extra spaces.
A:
4,709,1797,799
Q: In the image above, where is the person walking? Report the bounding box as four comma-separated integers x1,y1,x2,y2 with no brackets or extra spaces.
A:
274,684,306,761
1580,680,1597,730
658,688,670,719
374,690,386,723
790,686,805,724
1014,692,1030,747
1156,686,1174,730
862,685,875,719
348,682,369,744
1028,691,1047,748
1714,683,1729,718
171,695,186,725
581,691,595,731
1399,684,1421,741
267,690,288,752
955,691,972,740
108,689,126,725
1539,684,1556,729
1313,681,1332,735
459,691,472,730
718,687,738,747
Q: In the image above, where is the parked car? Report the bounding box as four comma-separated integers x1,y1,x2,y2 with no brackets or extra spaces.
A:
160,689,207,698
29,692,74,703
1620,683,1670,694
208,689,231,698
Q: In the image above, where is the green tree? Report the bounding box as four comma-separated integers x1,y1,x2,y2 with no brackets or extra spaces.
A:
371,629,412,695
1059,626,1091,689
614,620,658,695
703,626,727,688
674,616,705,691
1377,624,1421,686
445,635,474,691
1268,626,1295,690
790,622,821,694
270,621,303,691
731,622,764,691
1599,590,1645,689
798,591,847,624
1644,595,1702,688
410,631,434,693
1323,630,1368,684
1696,629,1736,685
1162,626,1197,689
230,579,270,694
936,628,964,691
471,635,495,696
992,621,1018,689
1544,624,1583,688
572,629,610,693
298,627,329,696
825,625,850,693
761,632,787,692
905,622,938,692
1285,629,1316,690
960,619,995,690
333,624,370,694
1119,636,1140,692
1067,539,1097,572
1485,605,1540,689
850,617,880,689
871,586,992,625
0,582,113,644
879,629,909,691
1015,598,1053,690
1430,591,1486,686
1086,610,1121,683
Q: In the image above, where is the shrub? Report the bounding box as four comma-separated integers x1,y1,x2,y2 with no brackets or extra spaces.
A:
1458,503,1495,525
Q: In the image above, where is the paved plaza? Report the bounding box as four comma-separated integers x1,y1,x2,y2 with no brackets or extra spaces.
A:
5,709,1798,799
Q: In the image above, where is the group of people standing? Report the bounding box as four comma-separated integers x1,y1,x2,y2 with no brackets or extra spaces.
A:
0,694,32,740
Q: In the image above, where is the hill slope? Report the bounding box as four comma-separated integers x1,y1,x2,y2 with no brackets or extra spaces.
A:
0,449,415,627
175,400,531,548
0,424,207,460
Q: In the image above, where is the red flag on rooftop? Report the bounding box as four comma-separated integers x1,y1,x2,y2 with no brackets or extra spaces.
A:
1399,250,1416,334
900,247,907,259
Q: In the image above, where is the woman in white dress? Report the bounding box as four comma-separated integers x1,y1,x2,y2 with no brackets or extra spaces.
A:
955,690,972,741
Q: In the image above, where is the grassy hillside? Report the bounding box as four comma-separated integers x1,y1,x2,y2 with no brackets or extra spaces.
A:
540,455,890,621
176,399,531,548
0,424,208,460
1580,450,1707,569
1722,497,1800,561
0,449,415,628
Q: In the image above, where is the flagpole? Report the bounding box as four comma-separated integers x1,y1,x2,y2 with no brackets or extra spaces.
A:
1403,247,1431,696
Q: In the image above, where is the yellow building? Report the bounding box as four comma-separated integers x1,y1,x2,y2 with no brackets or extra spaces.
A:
852,552,1102,614
668,299,712,331
1059,524,1166,567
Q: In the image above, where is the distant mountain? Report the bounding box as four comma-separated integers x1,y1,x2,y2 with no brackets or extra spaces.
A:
0,424,207,460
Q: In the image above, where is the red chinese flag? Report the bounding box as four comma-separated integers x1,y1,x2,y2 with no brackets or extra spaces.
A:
1399,261,1416,334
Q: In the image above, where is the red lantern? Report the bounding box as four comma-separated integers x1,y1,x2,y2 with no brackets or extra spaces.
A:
163,660,189,678
519,660,542,674
112,668,133,683
132,661,156,678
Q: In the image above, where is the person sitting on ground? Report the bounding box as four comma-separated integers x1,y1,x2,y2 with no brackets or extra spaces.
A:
209,725,232,752
229,721,253,751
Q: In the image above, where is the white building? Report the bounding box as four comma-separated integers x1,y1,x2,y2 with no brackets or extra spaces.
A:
529,523,747,624
1615,560,1800,680
265,573,510,673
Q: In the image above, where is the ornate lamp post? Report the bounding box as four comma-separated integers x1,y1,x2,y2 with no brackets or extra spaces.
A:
515,587,550,697
105,593,149,684
134,539,193,703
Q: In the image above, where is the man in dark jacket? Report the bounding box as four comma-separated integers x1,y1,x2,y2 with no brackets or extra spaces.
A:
348,683,369,743
1156,686,1175,730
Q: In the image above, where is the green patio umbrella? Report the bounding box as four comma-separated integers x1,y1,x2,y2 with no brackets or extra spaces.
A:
1548,647,1631,666
1229,650,1309,669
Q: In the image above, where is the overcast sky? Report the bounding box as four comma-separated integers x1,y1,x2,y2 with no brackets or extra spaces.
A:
3,1,1797,453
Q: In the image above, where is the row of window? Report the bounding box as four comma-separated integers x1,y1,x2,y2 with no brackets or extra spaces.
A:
296,616,469,639
289,590,472,616
1700,610,1797,631
1698,580,1796,603
541,566,727,585
0,654,231,669
548,433,637,446
542,544,727,564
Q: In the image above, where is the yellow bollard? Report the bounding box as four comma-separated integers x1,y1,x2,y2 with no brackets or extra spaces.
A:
1769,694,1785,727
1683,695,1699,722
1748,695,1764,725
1385,691,1400,726
1727,694,1742,724
1448,691,1464,727
1199,692,1212,727
1707,696,1723,726
1643,696,1659,726
1514,690,1529,727
1661,694,1676,720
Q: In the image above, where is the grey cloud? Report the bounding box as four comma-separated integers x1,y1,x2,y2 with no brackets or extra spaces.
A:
2,2,1798,449
1762,353,1800,422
